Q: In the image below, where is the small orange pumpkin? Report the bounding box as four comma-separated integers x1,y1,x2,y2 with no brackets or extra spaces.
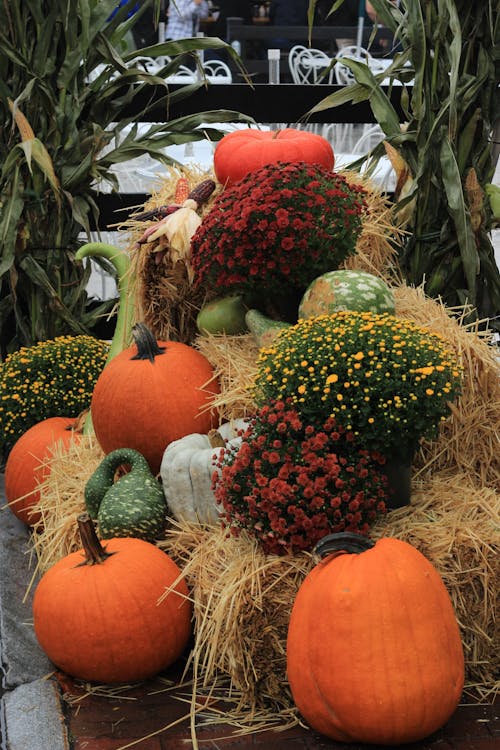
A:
33,513,192,684
213,128,335,186
90,323,220,474
5,416,81,525
286,533,464,745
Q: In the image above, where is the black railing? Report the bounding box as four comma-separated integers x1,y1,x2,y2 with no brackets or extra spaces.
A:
225,20,395,77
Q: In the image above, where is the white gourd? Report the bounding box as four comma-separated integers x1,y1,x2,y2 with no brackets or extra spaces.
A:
160,419,249,525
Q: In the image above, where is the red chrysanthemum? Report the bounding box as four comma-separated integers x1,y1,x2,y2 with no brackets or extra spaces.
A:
213,399,388,556
191,162,366,299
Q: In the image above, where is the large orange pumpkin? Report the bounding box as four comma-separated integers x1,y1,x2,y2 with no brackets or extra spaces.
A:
33,513,192,684
90,323,220,474
213,128,335,186
286,533,464,745
5,416,81,526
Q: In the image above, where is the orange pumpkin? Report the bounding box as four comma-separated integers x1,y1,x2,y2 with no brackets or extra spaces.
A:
286,533,464,745
90,323,220,475
213,128,335,186
33,513,192,684
5,416,81,526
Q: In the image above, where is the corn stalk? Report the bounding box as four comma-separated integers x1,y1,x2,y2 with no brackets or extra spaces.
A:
0,0,250,356
307,0,500,332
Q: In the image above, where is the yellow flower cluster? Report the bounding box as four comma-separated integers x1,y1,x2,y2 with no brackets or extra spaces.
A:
253,311,462,461
0,335,109,457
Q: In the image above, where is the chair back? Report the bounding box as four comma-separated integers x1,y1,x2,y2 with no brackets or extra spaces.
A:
288,46,335,84
202,59,233,84
334,45,386,85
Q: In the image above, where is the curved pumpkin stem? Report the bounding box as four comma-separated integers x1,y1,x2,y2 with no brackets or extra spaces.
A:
130,322,166,362
75,242,136,434
314,532,375,560
76,513,114,565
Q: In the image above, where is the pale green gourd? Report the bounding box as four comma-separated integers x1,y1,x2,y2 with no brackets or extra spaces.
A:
85,448,167,541
245,309,291,348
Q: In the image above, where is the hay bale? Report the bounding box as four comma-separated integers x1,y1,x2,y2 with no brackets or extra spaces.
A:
29,436,104,578
341,169,405,283
195,332,259,423
160,523,314,712
159,469,498,712
394,285,500,490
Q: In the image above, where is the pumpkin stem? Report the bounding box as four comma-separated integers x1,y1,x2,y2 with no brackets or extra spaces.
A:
208,429,226,449
76,513,115,565
130,322,166,362
314,532,375,560
271,130,281,140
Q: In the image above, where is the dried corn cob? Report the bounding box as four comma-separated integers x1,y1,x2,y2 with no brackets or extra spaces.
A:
187,179,216,207
174,176,190,204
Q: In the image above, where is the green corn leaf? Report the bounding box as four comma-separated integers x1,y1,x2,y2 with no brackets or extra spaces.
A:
440,137,478,300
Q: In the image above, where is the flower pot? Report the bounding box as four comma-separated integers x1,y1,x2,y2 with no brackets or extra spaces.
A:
383,456,412,509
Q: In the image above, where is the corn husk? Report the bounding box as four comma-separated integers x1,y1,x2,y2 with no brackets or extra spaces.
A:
125,165,221,344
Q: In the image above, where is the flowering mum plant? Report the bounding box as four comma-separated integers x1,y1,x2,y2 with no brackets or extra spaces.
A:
190,162,366,301
253,312,463,463
214,399,388,556
0,335,109,457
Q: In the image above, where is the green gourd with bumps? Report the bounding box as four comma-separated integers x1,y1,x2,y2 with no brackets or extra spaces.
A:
85,448,167,541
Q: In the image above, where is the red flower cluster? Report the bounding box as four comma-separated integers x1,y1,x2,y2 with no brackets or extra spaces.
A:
190,162,366,298
213,399,388,556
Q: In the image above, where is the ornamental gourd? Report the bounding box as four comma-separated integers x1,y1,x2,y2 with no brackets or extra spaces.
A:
160,419,249,525
286,533,464,746
298,270,395,319
33,513,192,684
90,323,220,474
213,128,335,186
85,448,167,541
5,416,82,526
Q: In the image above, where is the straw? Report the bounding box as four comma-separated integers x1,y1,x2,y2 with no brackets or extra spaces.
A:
28,436,104,582
393,284,500,489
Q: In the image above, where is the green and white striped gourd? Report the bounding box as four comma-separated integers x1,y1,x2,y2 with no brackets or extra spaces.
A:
85,448,167,541
160,419,249,525
299,270,395,319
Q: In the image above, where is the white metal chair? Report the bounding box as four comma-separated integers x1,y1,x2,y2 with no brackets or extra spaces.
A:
288,46,335,85
334,45,386,86
201,59,233,84
164,64,197,84
287,45,308,84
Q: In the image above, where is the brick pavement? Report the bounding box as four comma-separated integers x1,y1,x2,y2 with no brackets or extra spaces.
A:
56,662,499,750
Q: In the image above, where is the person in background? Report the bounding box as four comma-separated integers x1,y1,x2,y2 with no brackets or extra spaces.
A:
315,0,360,52
268,0,309,52
165,0,209,40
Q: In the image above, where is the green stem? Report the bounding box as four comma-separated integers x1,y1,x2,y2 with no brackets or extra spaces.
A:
75,242,135,434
